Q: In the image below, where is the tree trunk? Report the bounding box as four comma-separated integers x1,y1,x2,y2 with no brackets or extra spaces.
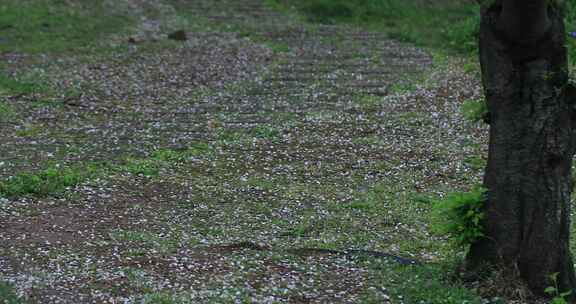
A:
466,1,576,296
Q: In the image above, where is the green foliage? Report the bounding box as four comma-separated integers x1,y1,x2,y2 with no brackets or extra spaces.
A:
0,0,132,54
432,186,487,247
545,272,572,304
442,13,480,54
0,281,22,304
461,99,488,123
0,165,94,198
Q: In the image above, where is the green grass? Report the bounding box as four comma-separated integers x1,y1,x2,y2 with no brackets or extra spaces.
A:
14,123,43,137
0,281,23,304
216,128,248,145
0,0,132,54
152,143,214,162
0,70,51,97
0,165,97,198
252,124,281,141
461,99,488,123
268,0,480,54
0,143,216,199
121,159,161,177
0,281,22,304
371,263,483,303
464,155,486,171
352,94,387,110
0,101,16,123
0,0,134,100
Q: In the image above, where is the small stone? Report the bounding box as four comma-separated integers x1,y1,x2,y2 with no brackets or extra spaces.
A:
168,30,187,41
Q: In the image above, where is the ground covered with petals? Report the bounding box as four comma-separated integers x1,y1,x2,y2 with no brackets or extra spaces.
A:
0,0,500,303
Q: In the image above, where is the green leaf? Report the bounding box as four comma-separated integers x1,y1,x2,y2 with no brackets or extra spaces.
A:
550,272,560,281
551,298,567,304
545,286,558,294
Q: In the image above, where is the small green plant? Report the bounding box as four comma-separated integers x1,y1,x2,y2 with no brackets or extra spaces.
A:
122,159,160,177
461,99,488,123
0,281,22,304
252,125,280,141
545,272,572,304
388,82,417,94
287,211,316,237
463,155,486,170
0,165,93,198
432,186,487,247
267,42,291,54
462,61,478,75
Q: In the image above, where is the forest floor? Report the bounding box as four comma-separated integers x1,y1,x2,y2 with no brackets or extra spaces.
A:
0,0,501,303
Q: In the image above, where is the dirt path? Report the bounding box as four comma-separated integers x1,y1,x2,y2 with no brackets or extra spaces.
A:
0,0,485,303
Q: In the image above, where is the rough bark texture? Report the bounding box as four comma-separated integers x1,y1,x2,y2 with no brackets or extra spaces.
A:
466,2,576,296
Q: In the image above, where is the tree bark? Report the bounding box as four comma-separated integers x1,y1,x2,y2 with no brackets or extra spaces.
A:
466,0,576,297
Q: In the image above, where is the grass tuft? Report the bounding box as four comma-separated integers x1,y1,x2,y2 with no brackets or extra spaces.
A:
461,99,488,123
0,281,23,304
0,165,95,198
